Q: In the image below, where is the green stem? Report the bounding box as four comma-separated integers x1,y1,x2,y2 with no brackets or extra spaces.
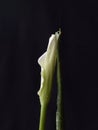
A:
56,45,64,130
39,104,47,130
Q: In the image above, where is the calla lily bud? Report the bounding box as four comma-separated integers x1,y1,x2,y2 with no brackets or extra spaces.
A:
38,30,61,106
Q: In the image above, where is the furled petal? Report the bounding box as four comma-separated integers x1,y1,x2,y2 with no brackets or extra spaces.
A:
38,52,47,68
38,30,61,105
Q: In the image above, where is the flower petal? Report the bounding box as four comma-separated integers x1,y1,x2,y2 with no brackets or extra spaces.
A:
37,30,61,105
38,52,47,68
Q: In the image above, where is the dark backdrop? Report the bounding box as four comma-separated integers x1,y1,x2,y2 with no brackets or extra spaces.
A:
0,0,98,130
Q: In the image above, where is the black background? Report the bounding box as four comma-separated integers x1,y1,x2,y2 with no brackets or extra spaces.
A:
0,0,98,130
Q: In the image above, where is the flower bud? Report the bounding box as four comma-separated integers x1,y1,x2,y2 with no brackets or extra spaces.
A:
38,30,61,106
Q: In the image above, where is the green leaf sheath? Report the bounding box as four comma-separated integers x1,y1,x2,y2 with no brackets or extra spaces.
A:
56,45,64,130
39,104,48,130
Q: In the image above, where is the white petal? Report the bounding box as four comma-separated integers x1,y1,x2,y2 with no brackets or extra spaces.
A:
47,30,61,53
37,67,44,95
47,34,55,50
38,52,47,67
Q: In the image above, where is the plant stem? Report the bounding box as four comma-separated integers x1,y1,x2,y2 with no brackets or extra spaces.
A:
56,44,64,130
39,104,47,130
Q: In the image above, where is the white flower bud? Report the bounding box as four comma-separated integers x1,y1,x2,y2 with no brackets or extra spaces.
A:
38,30,61,106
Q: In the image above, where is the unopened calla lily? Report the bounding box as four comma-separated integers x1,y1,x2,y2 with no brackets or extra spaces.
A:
38,30,61,106
38,30,61,130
